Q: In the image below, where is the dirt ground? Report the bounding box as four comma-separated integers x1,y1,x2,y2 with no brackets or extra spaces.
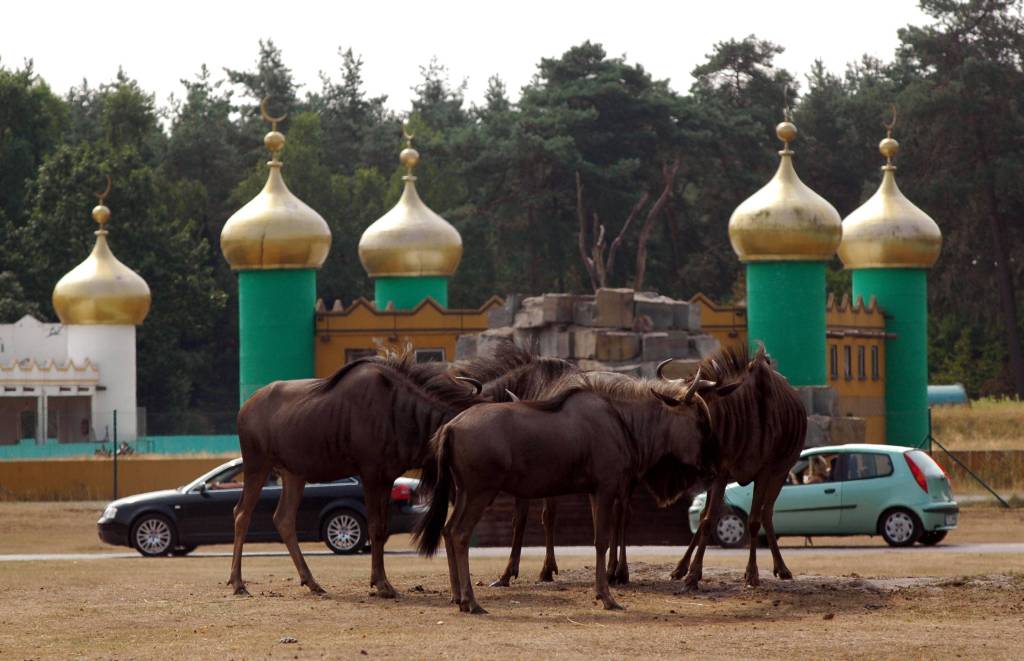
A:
0,503,1022,660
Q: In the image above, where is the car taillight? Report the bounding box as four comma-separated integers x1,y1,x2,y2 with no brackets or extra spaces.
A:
904,453,929,493
391,483,412,502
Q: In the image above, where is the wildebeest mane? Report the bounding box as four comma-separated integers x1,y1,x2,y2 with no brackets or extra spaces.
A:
453,341,537,383
310,349,483,411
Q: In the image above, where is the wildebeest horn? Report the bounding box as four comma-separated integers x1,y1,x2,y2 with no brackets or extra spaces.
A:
656,358,675,380
505,389,520,402
693,391,712,425
454,376,482,395
683,367,702,403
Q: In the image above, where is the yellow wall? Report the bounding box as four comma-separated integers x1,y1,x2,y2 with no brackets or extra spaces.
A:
690,292,889,443
314,296,500,376
0,456,233,501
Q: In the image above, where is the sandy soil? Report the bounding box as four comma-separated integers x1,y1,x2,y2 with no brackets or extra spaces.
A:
0,502,1022,659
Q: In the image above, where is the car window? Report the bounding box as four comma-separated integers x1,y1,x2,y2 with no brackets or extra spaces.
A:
207,466,244,490
840,453,893,481
788,454,838,484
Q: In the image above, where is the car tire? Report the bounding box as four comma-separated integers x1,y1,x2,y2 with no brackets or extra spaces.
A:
879,508,921,547
171,545,197,556
322,509,368,555
918,530,948,546
131,514,178,557
712,508,749,549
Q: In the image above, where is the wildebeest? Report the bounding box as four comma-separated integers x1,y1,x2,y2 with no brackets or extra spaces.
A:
228,352,485,598
414,373,723,613
667,345,807,589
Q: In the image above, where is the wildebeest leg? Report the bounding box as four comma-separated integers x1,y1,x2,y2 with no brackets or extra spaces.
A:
452,490,498,614
671,507,707,580
491,497,530,587
613,496,631,585
744,477,771,587
607,498,622,584
761,472,792,580
538,497,559,582
364,478,398,598
683,479,724,590
443,489,465,605
227,462,272,596
273,471,324,594
590,493,623,610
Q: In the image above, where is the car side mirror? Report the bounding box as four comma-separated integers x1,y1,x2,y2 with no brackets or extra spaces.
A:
197,483,209,496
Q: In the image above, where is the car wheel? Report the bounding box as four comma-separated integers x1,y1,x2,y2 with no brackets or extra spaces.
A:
322,510,367,555
879,508,921,547
712,508,749,549
918,530,948,546
171,545,197,556
131,514,177,557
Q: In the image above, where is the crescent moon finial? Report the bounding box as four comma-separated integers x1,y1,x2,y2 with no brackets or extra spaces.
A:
95,175,112,205
402,119,414,147
883,104,897,139
260,97,288,132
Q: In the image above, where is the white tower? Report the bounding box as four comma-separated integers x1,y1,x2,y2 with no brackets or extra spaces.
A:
51,183,151,442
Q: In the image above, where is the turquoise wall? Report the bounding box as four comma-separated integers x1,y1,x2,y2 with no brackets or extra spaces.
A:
374,276,448,310
0,435,240,460
746,261,827,386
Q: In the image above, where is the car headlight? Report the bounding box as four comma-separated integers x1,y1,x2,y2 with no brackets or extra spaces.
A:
101,505,118,520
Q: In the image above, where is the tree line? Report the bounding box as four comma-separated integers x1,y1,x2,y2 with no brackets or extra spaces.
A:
0,0,1021,431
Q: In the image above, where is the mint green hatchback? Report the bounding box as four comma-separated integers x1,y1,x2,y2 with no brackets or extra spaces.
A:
688,444,959,548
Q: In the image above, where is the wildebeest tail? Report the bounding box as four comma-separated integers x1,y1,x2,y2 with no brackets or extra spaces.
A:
412,424,453,557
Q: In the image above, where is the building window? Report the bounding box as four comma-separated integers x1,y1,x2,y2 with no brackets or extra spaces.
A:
857,346,866,381
414,348,445,363
871,345,880,381
843,345,852,381
829,344,839,381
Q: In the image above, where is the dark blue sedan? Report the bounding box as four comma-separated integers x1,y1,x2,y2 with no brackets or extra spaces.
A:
97,458,424,556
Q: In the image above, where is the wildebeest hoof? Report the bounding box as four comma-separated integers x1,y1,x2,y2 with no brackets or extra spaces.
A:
775,567,793,580
489,577,511,588
614,569,630,585
538,564,558,582
745,572,761,588
599,596,625,611
669,568,685,581
303,580,327,595
374,584,399,599
468,603,488,615
232,586,251,597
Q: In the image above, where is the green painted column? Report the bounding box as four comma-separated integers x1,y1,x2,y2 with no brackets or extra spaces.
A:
853,268,929,448
374,276,448,310
237,269,317,403
746,261,827,386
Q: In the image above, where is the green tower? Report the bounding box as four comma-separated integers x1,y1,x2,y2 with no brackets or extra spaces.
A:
839,132,942,448
220,107,332,403
728,118,842,386
358,127,462,310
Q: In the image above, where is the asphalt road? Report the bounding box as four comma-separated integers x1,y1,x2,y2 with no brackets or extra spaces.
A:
1,543,1021,562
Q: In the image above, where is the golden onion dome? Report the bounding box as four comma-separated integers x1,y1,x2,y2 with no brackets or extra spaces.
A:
220,101,331,271
729,120,842,262
52,187,151,325
358,128,462,278
839,135,941,269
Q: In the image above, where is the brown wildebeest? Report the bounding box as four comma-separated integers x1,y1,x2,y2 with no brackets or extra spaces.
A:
667,345,807,589
459,348,645,588
414,373,724,614
228,352,484,598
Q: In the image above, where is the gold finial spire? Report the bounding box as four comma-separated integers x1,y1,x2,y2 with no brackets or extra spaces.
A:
839,104,941,270
92,175,112,229
776,84,797,151
400,120,420,177
260,97,288,161
879,104,899,166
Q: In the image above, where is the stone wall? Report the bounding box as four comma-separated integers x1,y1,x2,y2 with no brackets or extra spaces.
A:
457,288,722,378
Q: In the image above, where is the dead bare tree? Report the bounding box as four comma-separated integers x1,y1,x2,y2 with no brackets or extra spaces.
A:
577,159,681,292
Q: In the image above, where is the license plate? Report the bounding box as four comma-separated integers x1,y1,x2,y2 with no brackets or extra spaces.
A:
945,513,958,526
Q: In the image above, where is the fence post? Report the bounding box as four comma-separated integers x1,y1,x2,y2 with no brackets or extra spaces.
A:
112,410,118,500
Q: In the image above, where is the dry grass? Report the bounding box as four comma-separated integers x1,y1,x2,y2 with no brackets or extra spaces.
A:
931,398,1024,450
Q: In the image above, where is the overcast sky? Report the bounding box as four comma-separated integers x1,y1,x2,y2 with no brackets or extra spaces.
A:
5,0,930,112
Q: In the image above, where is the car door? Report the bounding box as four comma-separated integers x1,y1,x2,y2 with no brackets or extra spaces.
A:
771,453,844,535
839,452,896,533
177,466,278,543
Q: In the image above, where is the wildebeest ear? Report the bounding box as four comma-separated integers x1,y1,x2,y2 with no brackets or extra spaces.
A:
716,380,743,397
650,388,681,407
